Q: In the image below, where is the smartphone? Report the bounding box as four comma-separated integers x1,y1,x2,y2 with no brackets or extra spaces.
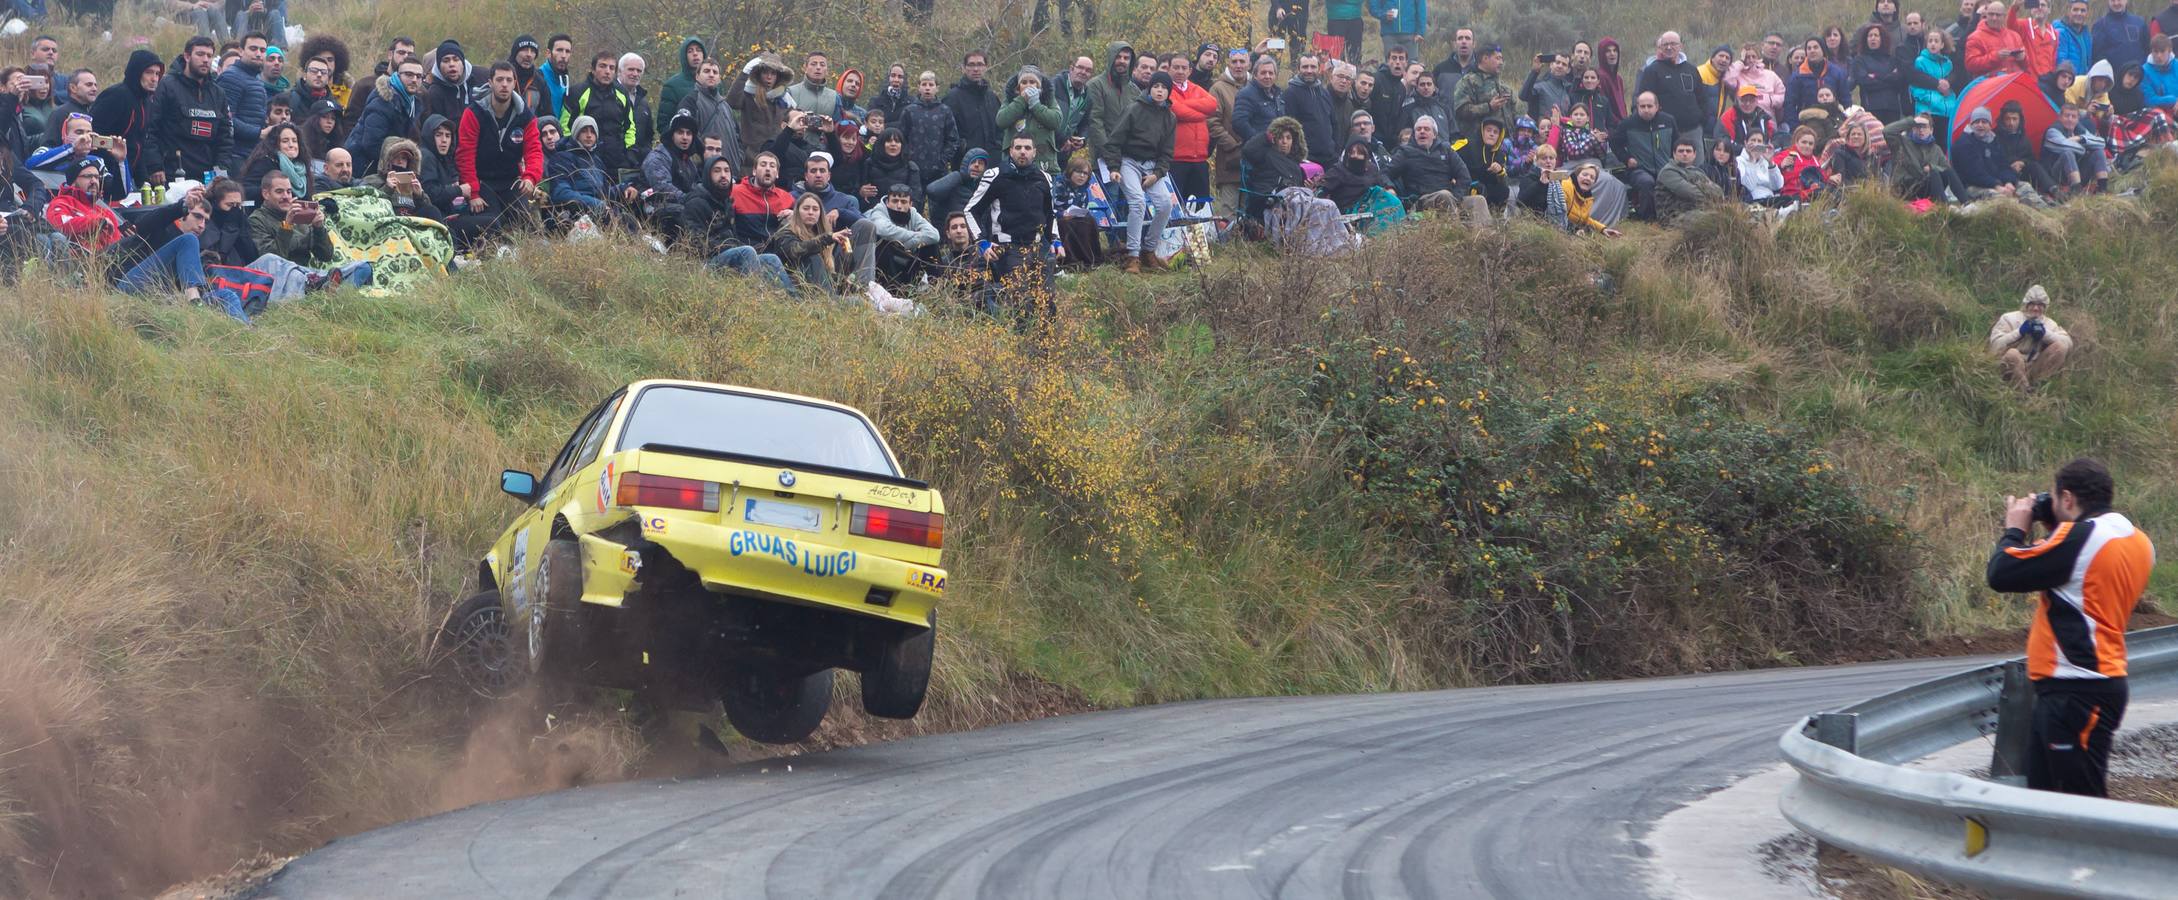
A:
1266,38,1287,51
23,75,48,92
94,135,115,150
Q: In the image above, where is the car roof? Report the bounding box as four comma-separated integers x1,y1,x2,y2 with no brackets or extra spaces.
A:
621,379,874,421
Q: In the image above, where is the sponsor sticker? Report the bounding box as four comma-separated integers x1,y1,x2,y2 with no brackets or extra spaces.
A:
597,461,614,512
642,515,667,533
905,568,946,594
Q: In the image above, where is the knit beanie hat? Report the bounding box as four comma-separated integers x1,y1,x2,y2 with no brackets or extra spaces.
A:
436,40,465,63
1148,71,1175,91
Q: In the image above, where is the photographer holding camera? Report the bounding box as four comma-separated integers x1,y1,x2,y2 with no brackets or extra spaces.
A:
1986,458,2154,797
1987,284,2073,390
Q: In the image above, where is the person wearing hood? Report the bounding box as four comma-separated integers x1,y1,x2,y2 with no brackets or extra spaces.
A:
418,113,463,214
360,137,446,224
348,56,423,176
1455,118,1512,209
423,40,490,127
149,37,234,183
997,65,1064,172
563,51,639,175
1323,135,1393,209
507,36,546,114
675,59,744,174
1088,42,1143,157
1284,53,1340,163
1104,71,1178,272
835,69,868,120
638,107,703,237
1986,285,2072,388
943,51,1002,160
2110,60,2149,112
730,53,795,162
219,32,274,171
681,153,790,288
859,127,922,209
924,146,990,221
658,38,706,118
2095,0,2152,71
1238,115,1309,223
198,177,259,267
1595,38,1630,123
871,63,915,126
2070,57,2116,104
900,70,961,188
456,62,545,237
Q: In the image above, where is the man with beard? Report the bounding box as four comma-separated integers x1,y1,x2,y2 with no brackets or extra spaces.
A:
538,35,575,118
422,39,490,126
731,150,796,245
1086,42,1141,158
964,135,1062,318
676,59,744,171
345,57,422,176
507,36,546,114
1284,53,1339,162
457,62,545,240
218,32,273,170
151,36,233,183
682,154,790,288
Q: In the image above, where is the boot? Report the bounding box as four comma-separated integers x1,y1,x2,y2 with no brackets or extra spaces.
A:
1138,249,1167,271
1122,253,1141,274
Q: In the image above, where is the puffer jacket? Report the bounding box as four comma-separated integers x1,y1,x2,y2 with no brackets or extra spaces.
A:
547,135,612,205
1239,116,1308,219
900,96,961,181
658,37,707,118
1911,50,1959,119
218,59,271,170
728,55,793,153
1169,77,1219,164
346,72,417,176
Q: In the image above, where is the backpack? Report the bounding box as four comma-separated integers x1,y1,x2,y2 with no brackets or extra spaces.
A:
206,264,277,317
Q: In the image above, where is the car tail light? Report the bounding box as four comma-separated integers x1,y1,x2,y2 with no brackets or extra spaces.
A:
850,503,944,549
616,472,720,512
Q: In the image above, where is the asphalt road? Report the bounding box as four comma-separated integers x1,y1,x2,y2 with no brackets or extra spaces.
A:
261,657,1982,899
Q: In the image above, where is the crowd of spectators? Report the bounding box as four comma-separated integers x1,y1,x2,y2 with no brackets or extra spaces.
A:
1,0,2170,345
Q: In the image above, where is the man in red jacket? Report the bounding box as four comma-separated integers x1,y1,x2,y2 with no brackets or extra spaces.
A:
1967,0,2032,76
1163,52,1220,204
2009,0,2061,77
456,62,545,241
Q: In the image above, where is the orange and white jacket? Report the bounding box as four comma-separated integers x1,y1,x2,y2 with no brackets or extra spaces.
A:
1988,511,2155,680
44,186,123,251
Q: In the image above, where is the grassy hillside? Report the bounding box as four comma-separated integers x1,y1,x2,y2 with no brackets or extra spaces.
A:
7,169,2178,895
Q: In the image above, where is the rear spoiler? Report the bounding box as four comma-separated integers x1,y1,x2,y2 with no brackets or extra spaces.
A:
637,443,932,491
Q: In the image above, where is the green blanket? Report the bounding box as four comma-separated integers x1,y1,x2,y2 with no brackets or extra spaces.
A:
318,188,455,294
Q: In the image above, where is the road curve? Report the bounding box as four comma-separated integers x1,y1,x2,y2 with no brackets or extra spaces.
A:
261,657,1981,899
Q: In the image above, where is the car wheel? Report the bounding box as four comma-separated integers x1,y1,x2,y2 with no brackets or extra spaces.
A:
861,614,935,720
442,589,523,698
526,538,589,676
722,666,833,745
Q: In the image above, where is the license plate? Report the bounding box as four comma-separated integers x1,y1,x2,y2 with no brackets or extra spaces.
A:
744,498,820,532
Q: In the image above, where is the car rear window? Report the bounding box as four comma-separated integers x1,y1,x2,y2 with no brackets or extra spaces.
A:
615,386,898,477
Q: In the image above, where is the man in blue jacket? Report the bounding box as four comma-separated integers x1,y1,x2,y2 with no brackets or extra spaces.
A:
2057,0,2097,73
219,32,273,171
2093,0,2151,70
1952,106,2023,197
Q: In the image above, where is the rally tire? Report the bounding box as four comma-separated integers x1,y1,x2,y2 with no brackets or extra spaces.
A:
526,539,589,676
723,667,833,745
442,589,524,698
861,615,935,720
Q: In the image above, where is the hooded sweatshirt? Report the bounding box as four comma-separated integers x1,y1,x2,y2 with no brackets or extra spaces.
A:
418,113,462,212
996,66,1064,171
423,40,491,126
457,87,544,195
659,37,708,117
91,50,163,178
1086,42,1141,156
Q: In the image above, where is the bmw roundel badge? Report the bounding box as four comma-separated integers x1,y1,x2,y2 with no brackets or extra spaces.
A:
779,470,797,487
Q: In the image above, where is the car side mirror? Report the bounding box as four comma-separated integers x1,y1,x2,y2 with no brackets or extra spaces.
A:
501,470,538,501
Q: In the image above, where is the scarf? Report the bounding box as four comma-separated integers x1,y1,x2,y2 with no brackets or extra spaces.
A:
278,152,311,198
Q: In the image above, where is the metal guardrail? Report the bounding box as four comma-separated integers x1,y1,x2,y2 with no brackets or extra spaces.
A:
1778,625,2178,899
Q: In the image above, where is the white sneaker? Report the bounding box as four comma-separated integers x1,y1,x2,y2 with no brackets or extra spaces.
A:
644,235,668,255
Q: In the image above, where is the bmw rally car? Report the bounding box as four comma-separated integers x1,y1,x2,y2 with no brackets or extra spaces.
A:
445,380,945,744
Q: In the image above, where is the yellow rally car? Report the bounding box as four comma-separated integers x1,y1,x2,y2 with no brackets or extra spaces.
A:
443,380,945,744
